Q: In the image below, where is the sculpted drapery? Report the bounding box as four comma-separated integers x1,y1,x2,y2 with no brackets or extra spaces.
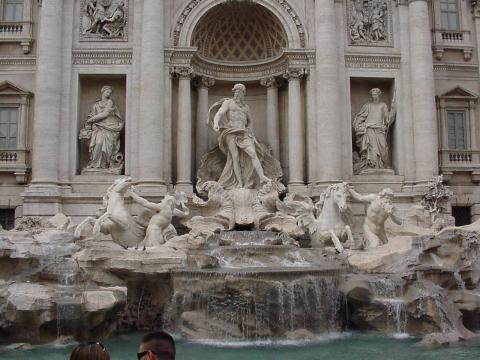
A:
353,88,395,172
79,86,124,173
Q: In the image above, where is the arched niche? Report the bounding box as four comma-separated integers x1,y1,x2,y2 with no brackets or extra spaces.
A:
173,0,307,50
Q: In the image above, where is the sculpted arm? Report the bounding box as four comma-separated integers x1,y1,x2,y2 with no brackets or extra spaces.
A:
130,191,162,212
213,100,230,131
88,102,115,123
173,206,190,218
349,188,376,203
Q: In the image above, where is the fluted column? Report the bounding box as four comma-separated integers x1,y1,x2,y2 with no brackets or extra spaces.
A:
315,0,342,183
260,77,281,159
397,0,415,181
175,66,194,193
194,76,215,169
137,0,165,192
284,68,305,189
409,0,438,181
30,0,64,185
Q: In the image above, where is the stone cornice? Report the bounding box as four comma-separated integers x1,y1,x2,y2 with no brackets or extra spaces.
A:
72,49,132,65
433,63,479,72
345,54,401,69
0,56,36,66
183,49,314,82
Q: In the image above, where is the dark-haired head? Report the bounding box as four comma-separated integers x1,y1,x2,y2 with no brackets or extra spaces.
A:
138,331,176,360
70,342,110,360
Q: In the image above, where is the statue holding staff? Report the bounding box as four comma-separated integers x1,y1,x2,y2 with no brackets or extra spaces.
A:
353,87,396,172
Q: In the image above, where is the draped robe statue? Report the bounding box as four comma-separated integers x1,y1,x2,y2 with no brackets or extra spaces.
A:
204,84,272,190
79,85,124,174
353,88,396,173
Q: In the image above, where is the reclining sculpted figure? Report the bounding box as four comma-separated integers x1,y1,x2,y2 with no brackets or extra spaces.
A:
129,189,190,249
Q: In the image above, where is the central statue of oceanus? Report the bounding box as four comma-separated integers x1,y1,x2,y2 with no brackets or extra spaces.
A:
197,84,283,191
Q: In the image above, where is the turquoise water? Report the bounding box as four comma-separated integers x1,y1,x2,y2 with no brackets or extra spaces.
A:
1,333,480,360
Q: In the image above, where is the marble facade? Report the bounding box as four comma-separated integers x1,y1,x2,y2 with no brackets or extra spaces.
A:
0,0,480,227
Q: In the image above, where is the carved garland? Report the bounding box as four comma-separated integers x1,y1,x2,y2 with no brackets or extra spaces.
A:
173,0,306,48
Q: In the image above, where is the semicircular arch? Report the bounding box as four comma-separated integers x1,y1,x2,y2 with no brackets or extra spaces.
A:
172,0,307,49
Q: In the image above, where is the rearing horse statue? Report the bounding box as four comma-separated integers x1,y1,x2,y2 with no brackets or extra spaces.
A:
278,182,354,252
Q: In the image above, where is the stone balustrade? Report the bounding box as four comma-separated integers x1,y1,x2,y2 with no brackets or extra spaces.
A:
0,149,30,183
0,21,33,54
433,29,473,61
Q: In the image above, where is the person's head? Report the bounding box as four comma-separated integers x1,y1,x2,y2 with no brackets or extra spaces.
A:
370,88,382,102
101,85,113,99
138,331,176,360
70,342,110,360
379,188,394,200
232,83,246,100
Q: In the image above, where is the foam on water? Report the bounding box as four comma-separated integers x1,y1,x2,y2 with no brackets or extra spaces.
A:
190,332,353,348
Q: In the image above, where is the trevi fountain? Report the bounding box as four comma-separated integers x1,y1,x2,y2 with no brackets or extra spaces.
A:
1,84,480,359
1,0,480,359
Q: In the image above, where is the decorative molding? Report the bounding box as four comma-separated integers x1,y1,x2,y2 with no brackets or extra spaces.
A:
173,0,306,48
345,54,401,69
433,63,479,73
260,76,282,88
72,49,132,65
283,67,307,80
80,0,128,42
174,66,195,79
183,49,314,82
272,0,306,47
0,56,36,66
346,0,393,48
193,76,215,88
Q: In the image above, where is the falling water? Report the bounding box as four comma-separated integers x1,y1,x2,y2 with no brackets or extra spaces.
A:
370,278,408,335
163,269,343,340
453,271,466,290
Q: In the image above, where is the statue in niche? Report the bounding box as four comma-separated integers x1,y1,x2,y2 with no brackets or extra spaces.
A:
79,85,124,174
129,189,190,249
198,83,282,190
348,187,402,249
82,0,127,40
348,0,390,45
352,88,396,173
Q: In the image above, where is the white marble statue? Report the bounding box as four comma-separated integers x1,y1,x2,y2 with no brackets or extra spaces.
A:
91,177,145,248
348,187,402,249
353,88,396,173
206,83,271,189
129,189,190,249
278,183,354,252
79,85,124,174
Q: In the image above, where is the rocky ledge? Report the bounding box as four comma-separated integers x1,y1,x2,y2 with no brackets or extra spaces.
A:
0,216,479,346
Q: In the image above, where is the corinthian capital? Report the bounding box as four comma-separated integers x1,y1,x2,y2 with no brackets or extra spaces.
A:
174,66,194,79
194,76,215,88
260,76,282,88
283,68,307,80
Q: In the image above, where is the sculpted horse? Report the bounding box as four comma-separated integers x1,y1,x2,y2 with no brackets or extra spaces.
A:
93,177,147,248
278,182,354,252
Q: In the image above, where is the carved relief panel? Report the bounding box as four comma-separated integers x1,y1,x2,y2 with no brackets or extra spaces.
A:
346,0,393,47
80,0,128,41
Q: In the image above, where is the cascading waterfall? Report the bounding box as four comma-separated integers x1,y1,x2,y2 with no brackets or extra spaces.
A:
370,278,408,335
163,269,344,340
